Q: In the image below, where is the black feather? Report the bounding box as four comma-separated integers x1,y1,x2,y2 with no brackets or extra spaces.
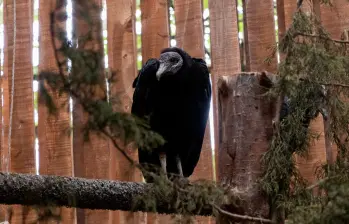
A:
131,47,211,182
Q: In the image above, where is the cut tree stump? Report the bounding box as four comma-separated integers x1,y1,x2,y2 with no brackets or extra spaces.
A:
216,72,278,223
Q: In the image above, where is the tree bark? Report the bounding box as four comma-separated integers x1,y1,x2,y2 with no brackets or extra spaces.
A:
0,172,213,217
217,72,277,223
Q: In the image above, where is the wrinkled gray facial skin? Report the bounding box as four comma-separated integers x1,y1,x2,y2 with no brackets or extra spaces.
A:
156,52,183,80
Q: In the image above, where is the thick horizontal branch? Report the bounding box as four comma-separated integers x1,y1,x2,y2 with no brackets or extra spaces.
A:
0,172,212,216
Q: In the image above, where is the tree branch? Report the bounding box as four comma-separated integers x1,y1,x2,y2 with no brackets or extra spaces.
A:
211,204,273,223
299,78,349,88
0,172,277,223
306,175,340,190
0,172,212,216
294,32,349,44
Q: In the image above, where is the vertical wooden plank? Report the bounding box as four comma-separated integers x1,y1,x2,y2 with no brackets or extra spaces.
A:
3,0,36,223
280,0,337,187
283,0,349,186
294,117,327,186
320,0,349,164
72,1,110,223
208,0,241,182
282,0,313,23
283,0,297,28
141,0,169,63
174,0,205,59
174,1,213,223
140,1,170,223
106,0,145,224
0,1,9,220
277,0,287,41
243,0,277,72
277,0,316,186
294,0,326,187
321,1,349,44
37,0,75,223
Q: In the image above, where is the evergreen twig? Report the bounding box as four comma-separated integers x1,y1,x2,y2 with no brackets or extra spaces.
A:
211,203,274,223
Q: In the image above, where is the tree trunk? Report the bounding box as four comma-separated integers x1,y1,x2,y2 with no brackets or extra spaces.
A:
217,72,277,223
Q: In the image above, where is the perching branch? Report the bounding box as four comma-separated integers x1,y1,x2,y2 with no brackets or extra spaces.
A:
0,172,211,216
0,172,275,223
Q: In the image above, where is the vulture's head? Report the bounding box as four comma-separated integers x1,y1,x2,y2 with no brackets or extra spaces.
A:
156,47,191,80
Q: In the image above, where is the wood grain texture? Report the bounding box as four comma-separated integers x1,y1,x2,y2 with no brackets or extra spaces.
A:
320,0,349,164
217,73,274,220
71,1,110,223
277,0,286,41
283,0,297,28
141,0,169,63
208,0,241,182
106,0,145,223
174,0,205,58
3,0,36,223
321,1,349,43
140,1,170,223
174,1,213,223
243,0,277,72
294,116,327,187
0,0,10,221
37,1,75,223
295,1,326,187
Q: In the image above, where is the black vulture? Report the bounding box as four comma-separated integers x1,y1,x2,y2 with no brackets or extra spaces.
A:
131,47,211,182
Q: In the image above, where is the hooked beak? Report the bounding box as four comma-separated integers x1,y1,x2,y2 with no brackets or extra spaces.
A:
156,63,168,81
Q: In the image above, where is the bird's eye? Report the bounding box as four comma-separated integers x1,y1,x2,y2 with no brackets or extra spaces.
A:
169,58,178,63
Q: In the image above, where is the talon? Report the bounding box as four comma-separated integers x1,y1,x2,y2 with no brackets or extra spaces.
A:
321,108,329,120
159,152,167,177
176,155,184,177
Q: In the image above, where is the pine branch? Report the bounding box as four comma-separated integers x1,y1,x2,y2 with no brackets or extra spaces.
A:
211,204,273,223
299,78,349,88
306,175,341,190
49,8,139,168
294,32,349,44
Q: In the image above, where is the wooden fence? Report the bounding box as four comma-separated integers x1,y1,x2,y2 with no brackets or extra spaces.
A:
0,0,348,223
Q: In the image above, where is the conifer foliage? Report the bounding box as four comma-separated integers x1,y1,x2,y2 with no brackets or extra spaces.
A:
36,0,349,223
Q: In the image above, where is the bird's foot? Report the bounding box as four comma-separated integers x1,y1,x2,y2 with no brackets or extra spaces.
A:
159,152,167,178
320,107,329,120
